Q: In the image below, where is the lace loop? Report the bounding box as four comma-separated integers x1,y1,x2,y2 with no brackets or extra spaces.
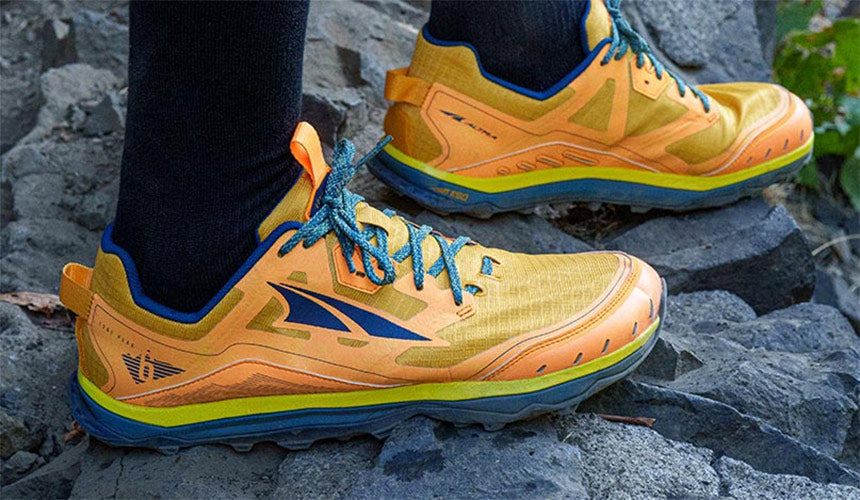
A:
602,0,710,112
278,137,472,305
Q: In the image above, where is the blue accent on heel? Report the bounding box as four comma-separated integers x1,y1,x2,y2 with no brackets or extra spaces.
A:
99,221,302,324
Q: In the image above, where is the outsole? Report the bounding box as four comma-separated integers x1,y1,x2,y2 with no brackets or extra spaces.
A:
368,147,812,217
69,283,666,453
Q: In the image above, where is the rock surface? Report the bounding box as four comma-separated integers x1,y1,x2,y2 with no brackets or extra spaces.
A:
605,199,816,314
1,0,859,498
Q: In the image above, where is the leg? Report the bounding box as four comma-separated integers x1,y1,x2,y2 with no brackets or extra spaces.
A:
113,0,310,312
426,0,590,92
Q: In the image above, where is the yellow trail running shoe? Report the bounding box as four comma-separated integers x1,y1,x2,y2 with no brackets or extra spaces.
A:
61,122,665,451
371,0,814,216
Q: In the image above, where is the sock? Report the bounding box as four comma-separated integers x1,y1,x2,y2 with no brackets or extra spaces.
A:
426,0,590,93
112,1,310,313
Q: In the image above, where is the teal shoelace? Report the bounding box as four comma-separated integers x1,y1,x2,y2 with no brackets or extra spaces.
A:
603,0,710,112
278,137,474,306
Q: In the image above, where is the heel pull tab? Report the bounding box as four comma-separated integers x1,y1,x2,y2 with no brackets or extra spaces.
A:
60,263,94,319
384,68,430,107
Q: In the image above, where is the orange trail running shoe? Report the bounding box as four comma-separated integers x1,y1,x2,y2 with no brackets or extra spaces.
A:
370,0,814,217
61,123,665,452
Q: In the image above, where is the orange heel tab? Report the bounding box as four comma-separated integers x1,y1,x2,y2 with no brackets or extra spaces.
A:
384,68,430,107
60,263,94,319
291,122,329,191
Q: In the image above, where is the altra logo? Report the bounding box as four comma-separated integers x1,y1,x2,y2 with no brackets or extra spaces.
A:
122,352,185,384
440,110,498,140
269,282,430,341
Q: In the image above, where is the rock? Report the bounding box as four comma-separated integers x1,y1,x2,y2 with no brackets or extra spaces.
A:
2,451,44,485
71,9,129,81
0,3,42,153
1,65,123,294
814,269,860,331
633,337,703,381
622,0,773,84
414,211,594,254
0,410,46,460
273,438,380,498
580,381,860,487
301,87,367,147
606,199,815,314
20,63,120,145
552,413,720,499
77,92,124,137
0,303,77,438
715,456,860,499
730,301,859,352
655,292,860,461
70,442,286,499
346,417,588,498
1,439,88,499
41,18,77,71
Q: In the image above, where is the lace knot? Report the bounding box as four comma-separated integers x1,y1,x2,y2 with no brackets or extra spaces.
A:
278,137,473,305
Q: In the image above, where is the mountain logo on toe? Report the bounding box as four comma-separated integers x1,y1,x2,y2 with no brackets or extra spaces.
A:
122,351,185,384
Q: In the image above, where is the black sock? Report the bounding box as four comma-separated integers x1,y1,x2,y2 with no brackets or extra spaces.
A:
112,1,309,313
426,0,590,93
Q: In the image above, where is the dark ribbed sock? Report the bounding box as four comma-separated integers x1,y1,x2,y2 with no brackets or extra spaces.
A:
426,0,590,93
112,1,310,313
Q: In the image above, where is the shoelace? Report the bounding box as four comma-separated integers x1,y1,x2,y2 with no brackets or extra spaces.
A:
278,137,473,305
603,0,710,112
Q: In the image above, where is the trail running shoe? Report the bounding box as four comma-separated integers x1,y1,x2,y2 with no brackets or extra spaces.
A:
370,0,814,216
61,123,664,451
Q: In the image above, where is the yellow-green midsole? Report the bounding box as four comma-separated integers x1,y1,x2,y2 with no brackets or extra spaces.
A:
79,318,659,428
384,136,813,194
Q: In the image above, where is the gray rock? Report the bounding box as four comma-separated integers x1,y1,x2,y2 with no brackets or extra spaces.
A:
552,413,720,499
814,269,860,332
2,450,44,485
0,303,77,438
724,301,859,352
606,199,815,314
71,9,129,81
70,442,286,499
273,438,380,499
41,18,77,71
715,456,860,500
19,63,120,146
414,211,594,254
580,380,860,487
633,337,703,381
623,0,772,84
77,92,124,137
1,439,88,499
0,411,45,460
0,3,42,154
301,87,367,147
655,292,860,461
347,417,588,499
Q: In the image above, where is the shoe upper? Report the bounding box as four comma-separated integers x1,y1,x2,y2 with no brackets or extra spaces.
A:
383,0,812,178
62,123,663,407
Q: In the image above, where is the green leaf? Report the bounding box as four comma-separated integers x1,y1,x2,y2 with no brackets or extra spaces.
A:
774,18,860,122
840,148,860,210
776,0,823,43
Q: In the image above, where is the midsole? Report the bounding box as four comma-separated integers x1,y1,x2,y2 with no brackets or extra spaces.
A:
79,318,660,428
383,136,814,194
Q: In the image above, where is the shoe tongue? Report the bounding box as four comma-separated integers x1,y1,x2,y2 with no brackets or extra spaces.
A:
583,0,613,51
257,122,330,241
